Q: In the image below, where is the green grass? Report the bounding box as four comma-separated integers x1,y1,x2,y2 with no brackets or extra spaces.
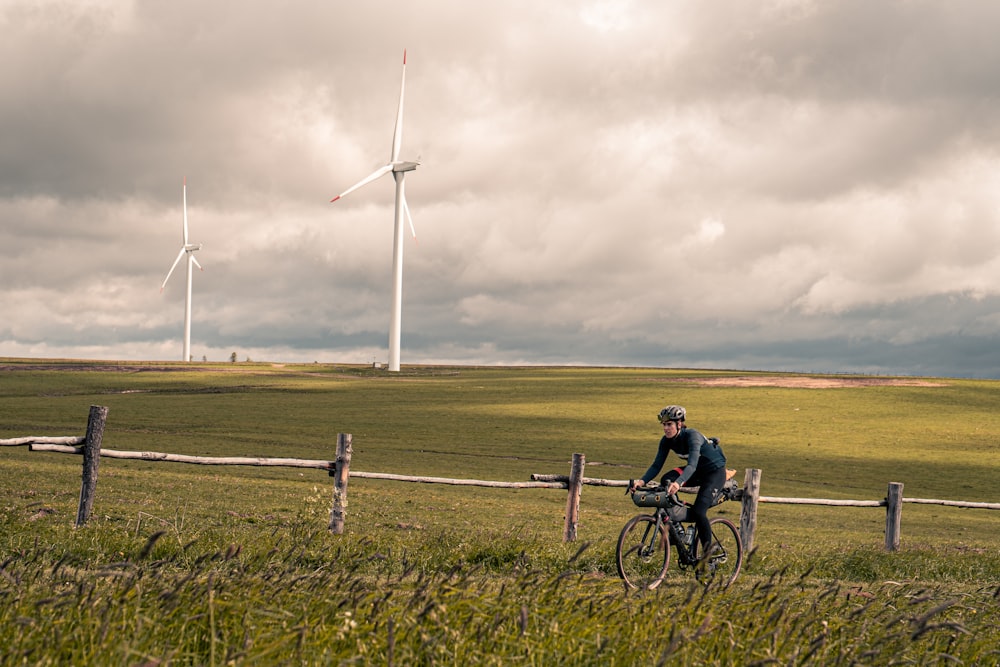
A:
2,360,999,664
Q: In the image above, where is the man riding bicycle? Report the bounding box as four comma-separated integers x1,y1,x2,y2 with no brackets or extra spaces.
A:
628,405,728,558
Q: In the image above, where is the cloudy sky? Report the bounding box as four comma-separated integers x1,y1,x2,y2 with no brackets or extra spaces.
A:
3,1,1000,377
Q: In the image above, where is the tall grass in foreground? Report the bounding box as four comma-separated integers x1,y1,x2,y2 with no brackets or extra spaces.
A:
2,515,998,666
3,363,1000,664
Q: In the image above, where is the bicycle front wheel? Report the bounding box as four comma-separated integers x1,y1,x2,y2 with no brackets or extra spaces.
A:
693,517,743,587
616,514,671,590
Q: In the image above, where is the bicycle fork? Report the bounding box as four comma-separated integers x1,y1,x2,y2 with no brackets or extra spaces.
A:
637,515,664,558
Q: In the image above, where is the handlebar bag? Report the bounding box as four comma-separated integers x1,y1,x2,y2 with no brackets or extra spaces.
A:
632,489,688,521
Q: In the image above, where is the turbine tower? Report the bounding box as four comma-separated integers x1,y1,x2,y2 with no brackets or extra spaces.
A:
161,177,203,362
332,50,419,372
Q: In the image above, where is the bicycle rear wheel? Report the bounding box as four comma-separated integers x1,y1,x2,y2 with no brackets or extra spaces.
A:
616,514,671,590
692,517,743,587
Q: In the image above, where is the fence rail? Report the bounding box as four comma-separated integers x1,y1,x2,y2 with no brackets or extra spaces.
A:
1,436,85,446
26,443,336,470
17,443,568,487
4,406,998,550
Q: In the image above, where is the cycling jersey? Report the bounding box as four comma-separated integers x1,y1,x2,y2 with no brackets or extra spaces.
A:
640,427,726,487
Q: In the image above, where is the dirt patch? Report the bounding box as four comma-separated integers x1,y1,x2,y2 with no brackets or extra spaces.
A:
655,376,948,389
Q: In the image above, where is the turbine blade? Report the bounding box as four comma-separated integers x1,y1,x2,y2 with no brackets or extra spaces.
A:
390,50,406,163
330,164,393,202
191,254,203,271
161,247,186,291
182,177,189,244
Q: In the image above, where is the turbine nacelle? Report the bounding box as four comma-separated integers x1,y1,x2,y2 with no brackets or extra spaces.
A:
392,160,419,173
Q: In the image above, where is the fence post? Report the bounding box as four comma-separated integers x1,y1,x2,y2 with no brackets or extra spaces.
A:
885,481,903,552
75,405,109,527
563,453,585,542
329,433,353,534
739,468,761,554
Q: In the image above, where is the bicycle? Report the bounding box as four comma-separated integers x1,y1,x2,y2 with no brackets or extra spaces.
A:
616,480,743,590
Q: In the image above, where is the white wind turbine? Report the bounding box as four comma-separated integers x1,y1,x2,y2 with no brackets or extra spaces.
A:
160,177,203,362
331,50,419,373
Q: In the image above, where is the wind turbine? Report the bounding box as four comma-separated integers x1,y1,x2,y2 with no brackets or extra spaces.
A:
160,177,203,362
331,50,419,373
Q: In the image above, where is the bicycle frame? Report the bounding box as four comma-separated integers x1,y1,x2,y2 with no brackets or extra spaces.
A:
658,504,699,566
626,506,696,566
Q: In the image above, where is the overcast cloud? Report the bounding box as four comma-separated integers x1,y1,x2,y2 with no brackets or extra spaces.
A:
3,0,1000,377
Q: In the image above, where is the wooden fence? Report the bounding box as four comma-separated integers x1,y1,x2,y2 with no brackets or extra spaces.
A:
4,405,999,552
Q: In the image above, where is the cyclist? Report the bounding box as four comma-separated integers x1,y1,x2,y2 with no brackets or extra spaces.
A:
628,405,727,558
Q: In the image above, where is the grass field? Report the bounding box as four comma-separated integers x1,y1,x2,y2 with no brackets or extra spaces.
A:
2,360,998,665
